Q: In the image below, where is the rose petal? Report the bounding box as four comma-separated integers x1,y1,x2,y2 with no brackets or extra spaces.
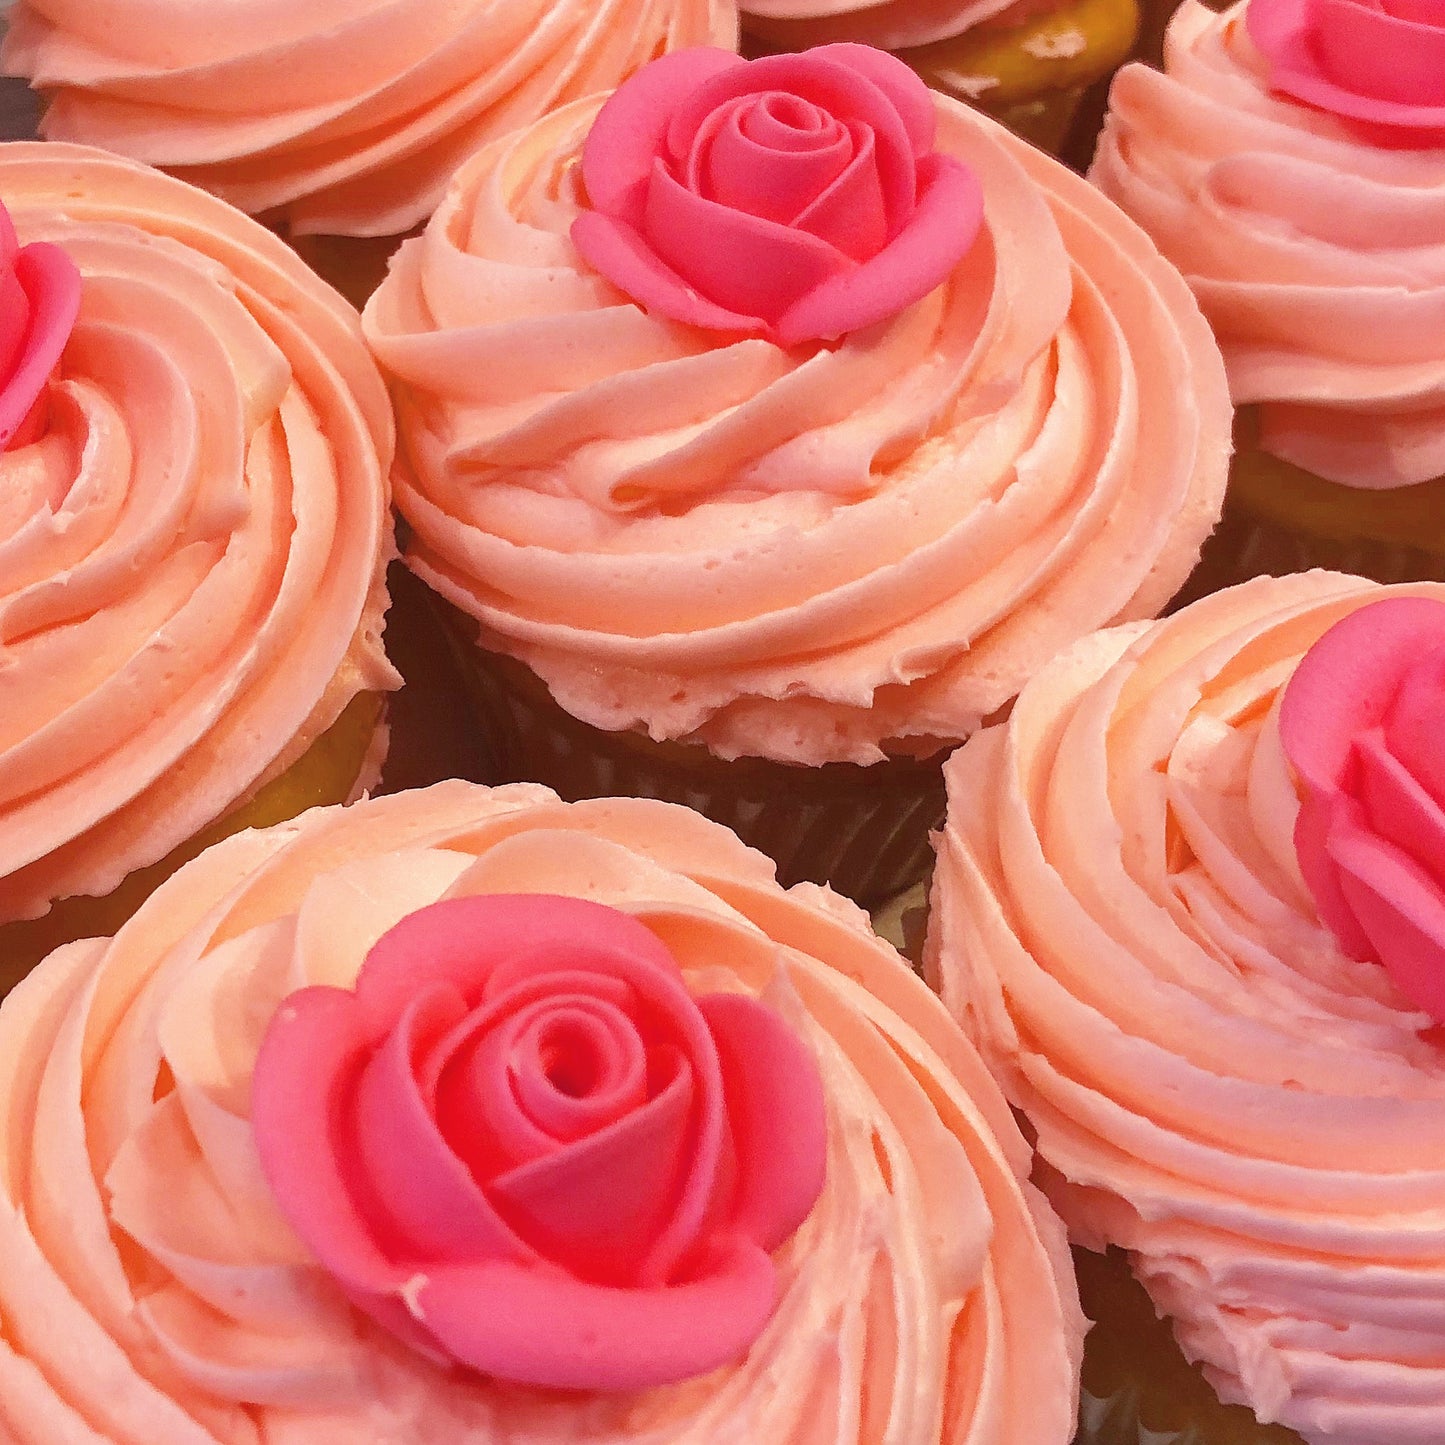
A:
700,96,855,227
0,242,80,452
1279,597,1445,797
251,989,410,1297
1295,791,1377,958
1354,730,1445,888
351,985,534,1262
791,121,889,263
0,266,32,387
570,210,769,334
487,1051,696,1285
1330,809,1445,1024
808,43,940,158
776,151,983,346
580,47,744,225
413,1236,778,1390
1384,638,1445,810
1314,0,1445,107
698,993,827,1252
664,48,919,236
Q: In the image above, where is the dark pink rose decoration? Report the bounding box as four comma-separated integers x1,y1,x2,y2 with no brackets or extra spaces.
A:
1280,597,1445,1024
570,44,985,347
0,199,80,450
1247,0,1445,144
251,894,828,1391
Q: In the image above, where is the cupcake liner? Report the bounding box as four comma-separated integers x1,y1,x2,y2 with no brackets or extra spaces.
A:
442,616,948,908
1071,1248,1306,1445
287,230,411,309
0,692,388,999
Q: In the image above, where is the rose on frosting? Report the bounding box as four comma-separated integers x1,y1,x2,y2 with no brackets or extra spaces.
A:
1246,0,1445,143
251,892,828,1391
1280,596,1445,1024
570,44,984,347
0,198,79,450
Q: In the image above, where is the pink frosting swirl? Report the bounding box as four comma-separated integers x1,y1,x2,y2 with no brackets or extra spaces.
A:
1,0,739,237
0,142,397,926
930,571,1445,1444
1280,596,1445,1024
0,199,79,450
573,47,983,345
367,70,1230,767
253,893,826,1390
1091,0,1445,488
1247,0,1445,143
0,781,1085,1441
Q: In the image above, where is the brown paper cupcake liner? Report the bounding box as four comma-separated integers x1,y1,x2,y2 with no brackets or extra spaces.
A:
437,606,948,907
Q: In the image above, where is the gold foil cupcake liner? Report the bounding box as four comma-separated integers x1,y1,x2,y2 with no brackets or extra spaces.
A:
438,607,948,908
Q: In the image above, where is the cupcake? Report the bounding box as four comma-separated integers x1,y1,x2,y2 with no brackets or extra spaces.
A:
0,141,397,996
928,569,1445,1443
0,778,1086,1441
740,0,1142,157
364,43,1232,908
1091,0,1445,594
0,0,741,304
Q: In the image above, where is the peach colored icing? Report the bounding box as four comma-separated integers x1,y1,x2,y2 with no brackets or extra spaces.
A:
1091,0,1445,488
741,0,1052,51
928,570,1445,1445
0,141,398,926
366,88,1231,767
0,780,1085,1442
0,0,740,239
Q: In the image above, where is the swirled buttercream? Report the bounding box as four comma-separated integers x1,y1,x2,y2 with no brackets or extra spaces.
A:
1,0,740,238
1091,0,1445,488
929,569,1445,1445
366,76,1230,767
0,141,397,926
0,780,1084,1442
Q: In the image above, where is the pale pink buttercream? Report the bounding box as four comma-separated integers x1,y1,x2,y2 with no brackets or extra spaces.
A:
1091,0,1445,488
0,142,398,926
1,0,739,239
367,87,1231,767
929,570,1445,1445
0,781,1084,1442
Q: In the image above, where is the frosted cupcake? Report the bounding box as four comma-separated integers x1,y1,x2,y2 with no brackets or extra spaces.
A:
0,141,397,996
1,0,740,304
0,779,1085,1442
741,0,1142,156
929,570,1445,1444
1092,0,1445,593
366,43,1232,907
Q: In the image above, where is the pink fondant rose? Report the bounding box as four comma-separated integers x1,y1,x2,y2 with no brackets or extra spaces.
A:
571,45,984,347
1247,0,1445,143
0,199,80,450
251,894,828,1391
1281,597,1445,1024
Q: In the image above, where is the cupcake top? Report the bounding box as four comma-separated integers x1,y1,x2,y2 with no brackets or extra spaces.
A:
1,0,739,238
367,44,1230,768
929,569,1445,1444
1091,0,1445,489
0,779,1086,1442
0,141,397,927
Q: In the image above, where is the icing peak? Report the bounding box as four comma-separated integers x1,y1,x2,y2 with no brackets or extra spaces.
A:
251,893,828,1391
1246,0,1445,142
1279,596,1445,1024
571,45,984,346
0,199,79,450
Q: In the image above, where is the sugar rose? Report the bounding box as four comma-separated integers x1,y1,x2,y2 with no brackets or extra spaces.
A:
572,44,984,345
252,892,827,1391
1281,595,1445,1023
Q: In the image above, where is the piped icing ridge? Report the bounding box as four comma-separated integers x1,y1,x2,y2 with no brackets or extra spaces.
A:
0,780,1085,1442
366,51,1230,767
1,0,740,238
1091,0,1445,489
0,141,398,926
928,570,1445,1445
